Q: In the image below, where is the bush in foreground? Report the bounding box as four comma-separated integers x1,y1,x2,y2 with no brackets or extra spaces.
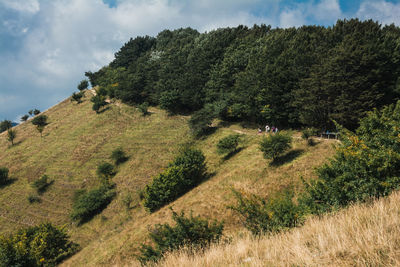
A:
138,210,224,264
0,223,79,266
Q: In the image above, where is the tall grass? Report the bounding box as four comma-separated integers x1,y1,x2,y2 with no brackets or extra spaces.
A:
158,190,400,267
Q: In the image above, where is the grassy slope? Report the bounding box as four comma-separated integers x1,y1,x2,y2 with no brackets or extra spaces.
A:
0,92,336,266
159,190,400,267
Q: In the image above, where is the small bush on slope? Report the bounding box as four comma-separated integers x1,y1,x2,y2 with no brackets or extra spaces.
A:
216,134,240,156
300,100,400,214
70,184,116,224
31,175,52,194
110,147,128,165
138,210,223,264
143,148,207,212
0,223,79,267
259,132,292,161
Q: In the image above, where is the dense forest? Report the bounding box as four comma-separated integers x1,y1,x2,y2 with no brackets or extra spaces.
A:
85,19,400,133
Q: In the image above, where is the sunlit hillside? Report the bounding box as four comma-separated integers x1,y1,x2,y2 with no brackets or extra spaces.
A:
159,189,400,267
0,92,337,266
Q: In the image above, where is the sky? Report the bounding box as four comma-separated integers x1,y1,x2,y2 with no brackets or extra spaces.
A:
1,0,400,122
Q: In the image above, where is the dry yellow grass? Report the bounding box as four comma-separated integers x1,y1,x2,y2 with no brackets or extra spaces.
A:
158,190,400,267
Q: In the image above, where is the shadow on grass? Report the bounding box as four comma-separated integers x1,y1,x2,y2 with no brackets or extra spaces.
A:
222,147,244,161
37,180,54,195
97,106,111,114
0,178,17,189
270,149,305,167
8,140,23,148
194,127,217,140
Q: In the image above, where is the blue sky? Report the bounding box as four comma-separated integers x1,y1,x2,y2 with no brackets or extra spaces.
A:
1,0,400,122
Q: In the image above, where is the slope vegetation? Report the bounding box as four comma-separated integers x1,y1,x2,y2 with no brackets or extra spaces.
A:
159,189,400,267
0,93,336,266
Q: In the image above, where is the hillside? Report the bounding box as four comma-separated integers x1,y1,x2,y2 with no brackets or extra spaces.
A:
159,189,400,267
0,92,336,266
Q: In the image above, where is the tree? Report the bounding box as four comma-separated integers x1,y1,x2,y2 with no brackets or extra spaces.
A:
33,109,40,116
0,120,12,133
31,115,48,137
28,110,33,116
7,129,16,146
259,132,292,161
21,115,29,122
77,79,89,91
71,92,84,104
91,95,107,113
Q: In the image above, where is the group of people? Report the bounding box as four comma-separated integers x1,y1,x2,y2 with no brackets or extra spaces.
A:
258,124,278,134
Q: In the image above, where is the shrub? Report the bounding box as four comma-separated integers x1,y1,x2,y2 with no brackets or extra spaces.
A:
143,148,207,212
259,132,292,161
21,115,29,122
301,127,318,146
229,189,304,235
31,115,48,137
77,79,89,91
31,175,52,194
91,95,107,113
33,109,40,115
0,167,9,185
122,191,133,210
0,120,12,133
0,223,79,266
96,162,115,181
71,92,84,103
138,210,224,264
111,147,128,165
7,129,16,146
138,102,149,115
70,185,116,224
31,115,47,127
27,194,41,203
216,134,240,155
300,101,400,214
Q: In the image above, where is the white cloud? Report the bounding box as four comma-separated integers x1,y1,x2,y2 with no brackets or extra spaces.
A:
0,0,276,119
314,0,342,22
357,0,400,25
0,0,40,14
279,0,342,28
280,9,306,28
